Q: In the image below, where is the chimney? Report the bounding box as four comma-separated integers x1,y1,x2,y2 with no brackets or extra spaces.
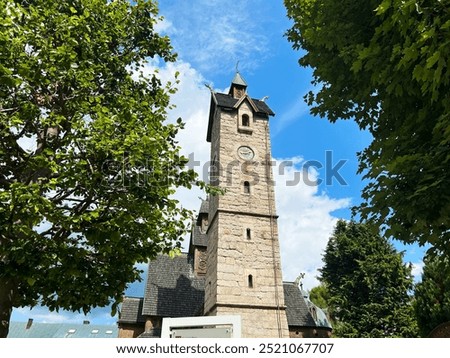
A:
25,318,33,330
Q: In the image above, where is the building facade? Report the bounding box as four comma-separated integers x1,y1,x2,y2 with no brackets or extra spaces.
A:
118,74,332,338
204,72,289,337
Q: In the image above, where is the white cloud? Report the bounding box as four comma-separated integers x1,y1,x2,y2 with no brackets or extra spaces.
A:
12,306,115,325
11,60,349,325
158,0,270,74
140,61,350,290
273,157,350,289
411,261,424,282
160,62,350,290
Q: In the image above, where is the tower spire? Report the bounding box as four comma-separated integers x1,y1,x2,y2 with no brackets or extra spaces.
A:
229,68,247,98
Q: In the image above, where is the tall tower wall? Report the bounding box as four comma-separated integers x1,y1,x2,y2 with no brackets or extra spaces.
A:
204,76,289,338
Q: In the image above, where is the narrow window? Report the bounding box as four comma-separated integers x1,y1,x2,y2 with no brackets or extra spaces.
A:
248,274,253,288
243,181,250,194
242,114,250,127
246,228,251,240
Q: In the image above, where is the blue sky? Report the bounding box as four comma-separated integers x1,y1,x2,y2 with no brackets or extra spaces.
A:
11,0,426,325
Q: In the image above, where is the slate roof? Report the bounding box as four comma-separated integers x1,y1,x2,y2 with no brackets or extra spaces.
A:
283,282,318,328
231,72,248,87
121,273,331,331
142,254,205,318
215,92,275,116
118,297,146,324
8,322,118,338
207,91,275,142
198,199,209,215
283,282,332,329
191,224,208,248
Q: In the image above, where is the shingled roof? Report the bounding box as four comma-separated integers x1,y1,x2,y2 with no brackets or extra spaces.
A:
283,282,332,329
207,92,275,142
198,199,209,215
191,224,208,248
118,297,146,324
120,273,330,331
142,254,205,318
214,92,275,116
284,282,318,328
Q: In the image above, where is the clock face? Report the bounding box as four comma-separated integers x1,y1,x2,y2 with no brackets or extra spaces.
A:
238,146,254,160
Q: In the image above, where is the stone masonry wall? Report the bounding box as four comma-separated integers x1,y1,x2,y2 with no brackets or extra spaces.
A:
216,103,277,217
217,305,289,338
205,97,289,337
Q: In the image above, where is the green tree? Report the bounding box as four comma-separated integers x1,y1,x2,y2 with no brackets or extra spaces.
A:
309,284,330,310
309,283,335,327
0,0,199,338
320,220,418,337
414,253,450,337
285,0,450,254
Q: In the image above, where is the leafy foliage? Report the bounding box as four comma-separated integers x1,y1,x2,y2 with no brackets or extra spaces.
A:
309,284,330,310
320,220,418,337
0,0,199,337
414,253,450,337
285,0,450,254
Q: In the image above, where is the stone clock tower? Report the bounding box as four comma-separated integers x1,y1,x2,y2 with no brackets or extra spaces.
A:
204,73,289,338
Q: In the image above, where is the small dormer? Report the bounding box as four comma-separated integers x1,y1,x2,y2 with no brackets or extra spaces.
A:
229,72,247,99
196,199,209,234
189,199,209,276
206,71,275,142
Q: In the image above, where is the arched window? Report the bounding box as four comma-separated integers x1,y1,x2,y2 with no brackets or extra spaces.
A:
243,181,250,194
242,114,250,127
248,275,253,288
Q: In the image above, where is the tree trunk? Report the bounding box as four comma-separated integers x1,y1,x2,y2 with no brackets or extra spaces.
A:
0,277,15,338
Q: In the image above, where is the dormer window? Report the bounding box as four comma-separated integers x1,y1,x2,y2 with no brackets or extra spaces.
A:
242,114,250,127
238,112,253,134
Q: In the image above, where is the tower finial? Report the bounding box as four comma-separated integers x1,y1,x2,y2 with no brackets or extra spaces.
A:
235,60,240,73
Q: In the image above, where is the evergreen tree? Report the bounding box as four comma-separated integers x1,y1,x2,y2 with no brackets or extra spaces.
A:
320,220,418,337
414,253,450,337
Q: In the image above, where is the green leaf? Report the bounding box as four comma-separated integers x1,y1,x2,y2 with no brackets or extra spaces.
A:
0,0,198,335
426,51,440,69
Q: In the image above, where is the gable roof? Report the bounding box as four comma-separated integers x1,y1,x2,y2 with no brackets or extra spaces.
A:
142,254,204,318
233,94,260,113
215,92,275,116
122,265,328,331
206,92,275,142
198,199,209,215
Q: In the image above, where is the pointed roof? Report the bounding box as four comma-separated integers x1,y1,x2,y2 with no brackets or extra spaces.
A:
231,71,247,87
206,92,275,142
